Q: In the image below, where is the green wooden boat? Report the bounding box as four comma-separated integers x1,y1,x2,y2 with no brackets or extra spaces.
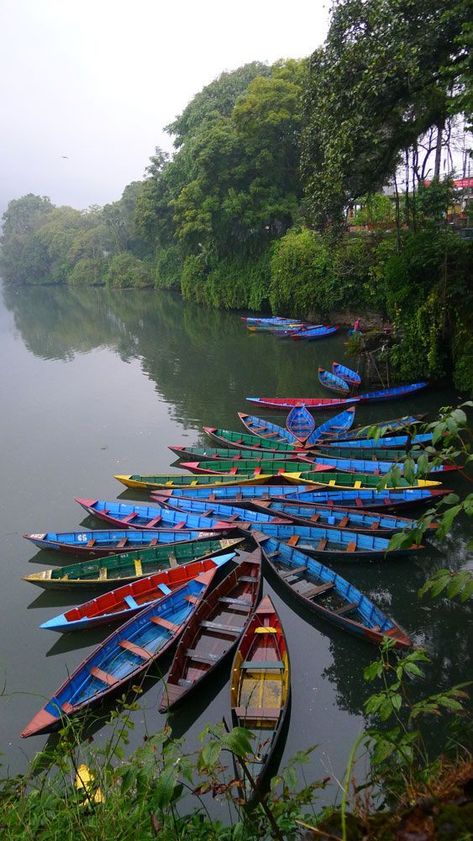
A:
203,426,302,453
23,537,243,590
170,446,307,462
180,459,317,475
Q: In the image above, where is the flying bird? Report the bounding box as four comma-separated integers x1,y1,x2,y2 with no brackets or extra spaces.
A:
61,155,69,159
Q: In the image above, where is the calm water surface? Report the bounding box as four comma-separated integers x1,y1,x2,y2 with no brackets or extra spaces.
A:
0,284,471,808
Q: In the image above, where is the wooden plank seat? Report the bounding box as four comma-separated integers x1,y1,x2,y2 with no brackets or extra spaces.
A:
186,649,219,664
302,582,334,599
150,615,180,633
287,535,299,547
218,598,251,613
200,620,243,635
133,558,143,576
146,517,162,528
87,539,96,548
334,601,359,616
316,538,328,551
238,575,259,583
346,541,357,552
119,639,152,660
310,513,320,523
122,513,138,524
219,596,252,606
370,521,380,530
124,595,139,609
185,594,199,604
234,706,280,719
280,565,307,579
339,516,349,528
117,538,128,548
61,701,75,713
241,660,284,670
90,666,119,686
99,567,108,580
178,678,193,687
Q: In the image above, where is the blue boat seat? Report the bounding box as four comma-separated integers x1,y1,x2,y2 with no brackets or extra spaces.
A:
124,595,139,609
159,583,172,595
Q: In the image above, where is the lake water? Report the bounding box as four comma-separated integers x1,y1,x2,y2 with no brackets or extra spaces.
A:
0,283,471,808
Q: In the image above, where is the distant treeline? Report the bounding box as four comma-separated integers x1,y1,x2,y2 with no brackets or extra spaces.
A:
1,0,472,389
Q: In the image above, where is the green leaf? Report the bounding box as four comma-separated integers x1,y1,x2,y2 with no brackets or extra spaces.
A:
154,766,178,810
223,727,254,758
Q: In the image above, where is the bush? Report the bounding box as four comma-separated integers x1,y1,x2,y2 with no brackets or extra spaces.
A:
105,253,153,288
155,244,184,290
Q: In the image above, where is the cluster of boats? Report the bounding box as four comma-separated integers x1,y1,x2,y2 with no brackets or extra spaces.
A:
243,315,338,340
20,377,456,793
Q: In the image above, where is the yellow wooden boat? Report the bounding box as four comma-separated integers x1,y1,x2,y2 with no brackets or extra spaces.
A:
280,471,441,490
114,473,273,491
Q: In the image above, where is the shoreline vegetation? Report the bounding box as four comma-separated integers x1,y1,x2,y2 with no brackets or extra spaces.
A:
1,2,473,391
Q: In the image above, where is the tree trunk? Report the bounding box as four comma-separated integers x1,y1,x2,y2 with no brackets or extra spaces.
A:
434,118,444,180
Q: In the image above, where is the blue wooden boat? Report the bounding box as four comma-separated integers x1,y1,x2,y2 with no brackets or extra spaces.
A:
254,533,411,648
23,528,225,557
238,412,300,445
159,550,262,711
332,361,361,387
40,552,236,632
250,499,435,535
286,404,316,443
298,454,455,476
155,495,432,536
334,415,423,440
290,325,339,340
358,382,428,403
278,487,450,510
21,569,217,737
149,496,289,525
75,497,250,532
324,432,433,449
150,484,313,505
305,407,356,446
244,522,423,560
318,367,350,395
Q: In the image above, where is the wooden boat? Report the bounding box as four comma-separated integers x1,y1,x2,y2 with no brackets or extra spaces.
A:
254,533,412,648
290,325,339,340
150,484,314,505
238,413,300,445
230,595,290,792
21,570,217,737
323,432,433,449
250,499,435,535
285,404,315,443
169,446,305,462
203,425,304,454
318,367,350,395
332,361,361,387
150,496,289,525
276,487,450,510
314,445,425,461
40,552,236,632
179,459,320,475
114,473,273,491
75,497,250,532
305,407,356,446
245,383,428,410
282,470,440,489
23,528,225,557
334,415,424,440
245,522,423,560
159,550,262,712
23,537,243,590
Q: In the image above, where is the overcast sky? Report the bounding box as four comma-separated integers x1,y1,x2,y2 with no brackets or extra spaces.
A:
0,0,329,213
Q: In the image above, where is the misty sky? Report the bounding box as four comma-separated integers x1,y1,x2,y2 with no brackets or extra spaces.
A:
0,0,329,213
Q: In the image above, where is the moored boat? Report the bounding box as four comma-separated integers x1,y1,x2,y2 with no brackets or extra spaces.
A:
323,432,433,449
179,459,323,475
276,487,450,510
148,496,289,525
254,533,412,648
24,528,225,557
285,404,316,443
244,522,423,560
318,367,350,395
250,499,435,534
150,484,315,505
230,595,290,792
21,569,218,737
40,552,236,632
203,425,304,453
23,537,243,590
159,550,262,712
334,415,424,440
305,407,356,446
114,473,274,490
169,445,305,462
238,413,300,445
75,497,250,532
246,382,428,410
332,361,361,387
290,325,339,340
281,470,441,489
